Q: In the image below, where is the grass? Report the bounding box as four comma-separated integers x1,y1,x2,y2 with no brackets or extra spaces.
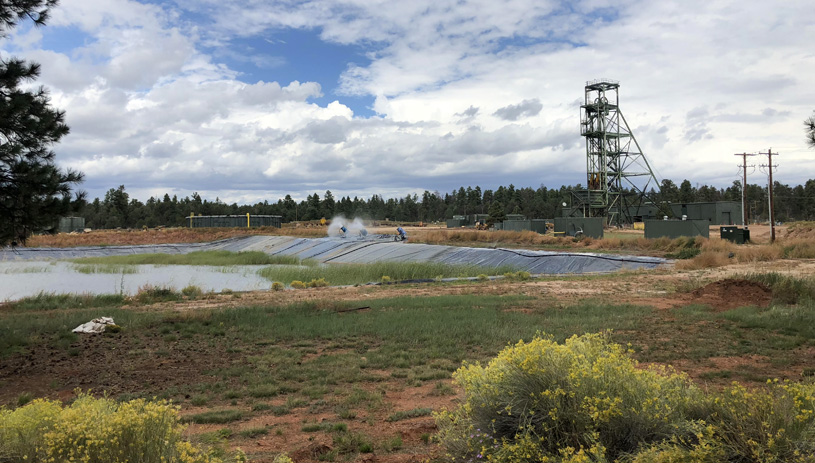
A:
258,261,521,286
72,263,139,274
183,409,244,424
6,269,815,459
73,250,310,266
3,292,128,312
386,408,433,422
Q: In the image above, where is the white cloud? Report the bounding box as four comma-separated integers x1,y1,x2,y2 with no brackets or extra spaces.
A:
2,0,813,205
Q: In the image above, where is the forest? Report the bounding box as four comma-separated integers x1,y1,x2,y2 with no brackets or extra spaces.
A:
78,178,815,230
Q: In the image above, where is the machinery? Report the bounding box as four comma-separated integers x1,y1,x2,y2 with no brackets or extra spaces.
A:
574,79,667,226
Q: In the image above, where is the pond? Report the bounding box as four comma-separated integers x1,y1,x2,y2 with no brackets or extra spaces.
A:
0,262,273,301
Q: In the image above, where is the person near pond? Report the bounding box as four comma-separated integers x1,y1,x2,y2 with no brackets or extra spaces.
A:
396,227,407,241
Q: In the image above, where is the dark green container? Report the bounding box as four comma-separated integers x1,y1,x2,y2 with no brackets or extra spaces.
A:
720,226,750,244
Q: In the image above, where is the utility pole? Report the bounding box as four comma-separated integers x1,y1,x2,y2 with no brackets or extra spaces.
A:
759,148,779,242
734,152,756,227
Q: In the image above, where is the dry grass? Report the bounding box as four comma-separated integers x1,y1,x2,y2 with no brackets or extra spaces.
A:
25,227,326,248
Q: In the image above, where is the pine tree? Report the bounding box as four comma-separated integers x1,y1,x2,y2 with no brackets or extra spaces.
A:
806,111,815,149
0,0,83,245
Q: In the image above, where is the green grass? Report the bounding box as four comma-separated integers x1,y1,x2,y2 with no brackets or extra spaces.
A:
4,292,128,312
72,250,311,266
72,264,139,274
257,261,521,286
182,409,243,424
722,303,815,339
386,407,433,422
741,272,815,305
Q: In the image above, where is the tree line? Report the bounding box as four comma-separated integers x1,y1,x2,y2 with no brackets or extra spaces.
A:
78,178,815,230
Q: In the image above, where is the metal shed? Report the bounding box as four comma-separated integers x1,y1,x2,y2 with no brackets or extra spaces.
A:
644,220,709,239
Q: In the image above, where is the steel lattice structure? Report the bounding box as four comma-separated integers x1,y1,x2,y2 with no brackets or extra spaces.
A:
577,80,662,225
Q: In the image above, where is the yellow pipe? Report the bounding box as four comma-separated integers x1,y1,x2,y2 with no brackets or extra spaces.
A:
247,213,250,228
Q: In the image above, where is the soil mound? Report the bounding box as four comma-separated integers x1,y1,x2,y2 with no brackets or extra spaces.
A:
784,222,815,241
689,279,772,311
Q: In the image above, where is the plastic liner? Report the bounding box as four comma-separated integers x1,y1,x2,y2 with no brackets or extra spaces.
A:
2,235,666,274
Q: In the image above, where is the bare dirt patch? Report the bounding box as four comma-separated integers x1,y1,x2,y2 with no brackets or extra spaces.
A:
685,279,772,311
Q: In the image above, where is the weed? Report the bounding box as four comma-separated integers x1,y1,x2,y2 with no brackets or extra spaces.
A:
307,278,328,288
248,384,279,398
16,392,34,407
182,285,204,299
258,261,520,287
430,382,456,396
183,409,243,424
271,282,284,291
5,292,127,312
133,285,182,304
290,280,306,289
190,395,208,406
381,435,403,452
386,408,433,422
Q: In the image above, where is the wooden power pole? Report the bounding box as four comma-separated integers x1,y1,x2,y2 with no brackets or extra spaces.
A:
734,152,756,227
759,149,779,242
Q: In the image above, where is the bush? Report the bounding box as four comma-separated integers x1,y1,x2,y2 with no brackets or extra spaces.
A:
271,282,284,291
307,278,328,288
436,333,703,462
290,280,306,289
133,284,182,304
0,393,219,463
182,284,204,299
435,332,815,463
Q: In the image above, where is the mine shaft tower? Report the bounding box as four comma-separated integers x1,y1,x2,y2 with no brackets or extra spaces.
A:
577,79,662,226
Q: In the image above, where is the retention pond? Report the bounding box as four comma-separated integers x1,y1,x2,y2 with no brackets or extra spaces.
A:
0,235,667,301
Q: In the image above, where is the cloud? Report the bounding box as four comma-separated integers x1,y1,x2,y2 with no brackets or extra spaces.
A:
493,99,544,121
2,0,813,205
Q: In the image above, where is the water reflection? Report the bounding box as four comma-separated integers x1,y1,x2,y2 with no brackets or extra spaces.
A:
0,262,272,301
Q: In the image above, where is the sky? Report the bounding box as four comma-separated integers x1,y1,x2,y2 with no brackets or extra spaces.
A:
2,0,814,204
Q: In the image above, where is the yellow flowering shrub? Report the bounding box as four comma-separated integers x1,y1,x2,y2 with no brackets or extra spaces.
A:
708,380,815,462
0,393,240,463
436,332,815,463
437,332,703,462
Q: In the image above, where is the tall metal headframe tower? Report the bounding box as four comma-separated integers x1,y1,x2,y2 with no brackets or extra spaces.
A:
577,79,662,225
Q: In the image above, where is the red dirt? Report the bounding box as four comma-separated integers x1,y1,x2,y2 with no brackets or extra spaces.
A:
685,278,772,311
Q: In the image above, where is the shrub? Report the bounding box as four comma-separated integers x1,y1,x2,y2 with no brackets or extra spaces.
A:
436,332,815,463
0,393,218,463
477,274,489,281
133,284,182,304
381,275,391,283
436,333,703,461
307,278,328,288
271,282,284,291
182,284,204,299
290,280,306,289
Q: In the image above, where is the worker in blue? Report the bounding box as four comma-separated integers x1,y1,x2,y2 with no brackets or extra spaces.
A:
396,227,407,241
